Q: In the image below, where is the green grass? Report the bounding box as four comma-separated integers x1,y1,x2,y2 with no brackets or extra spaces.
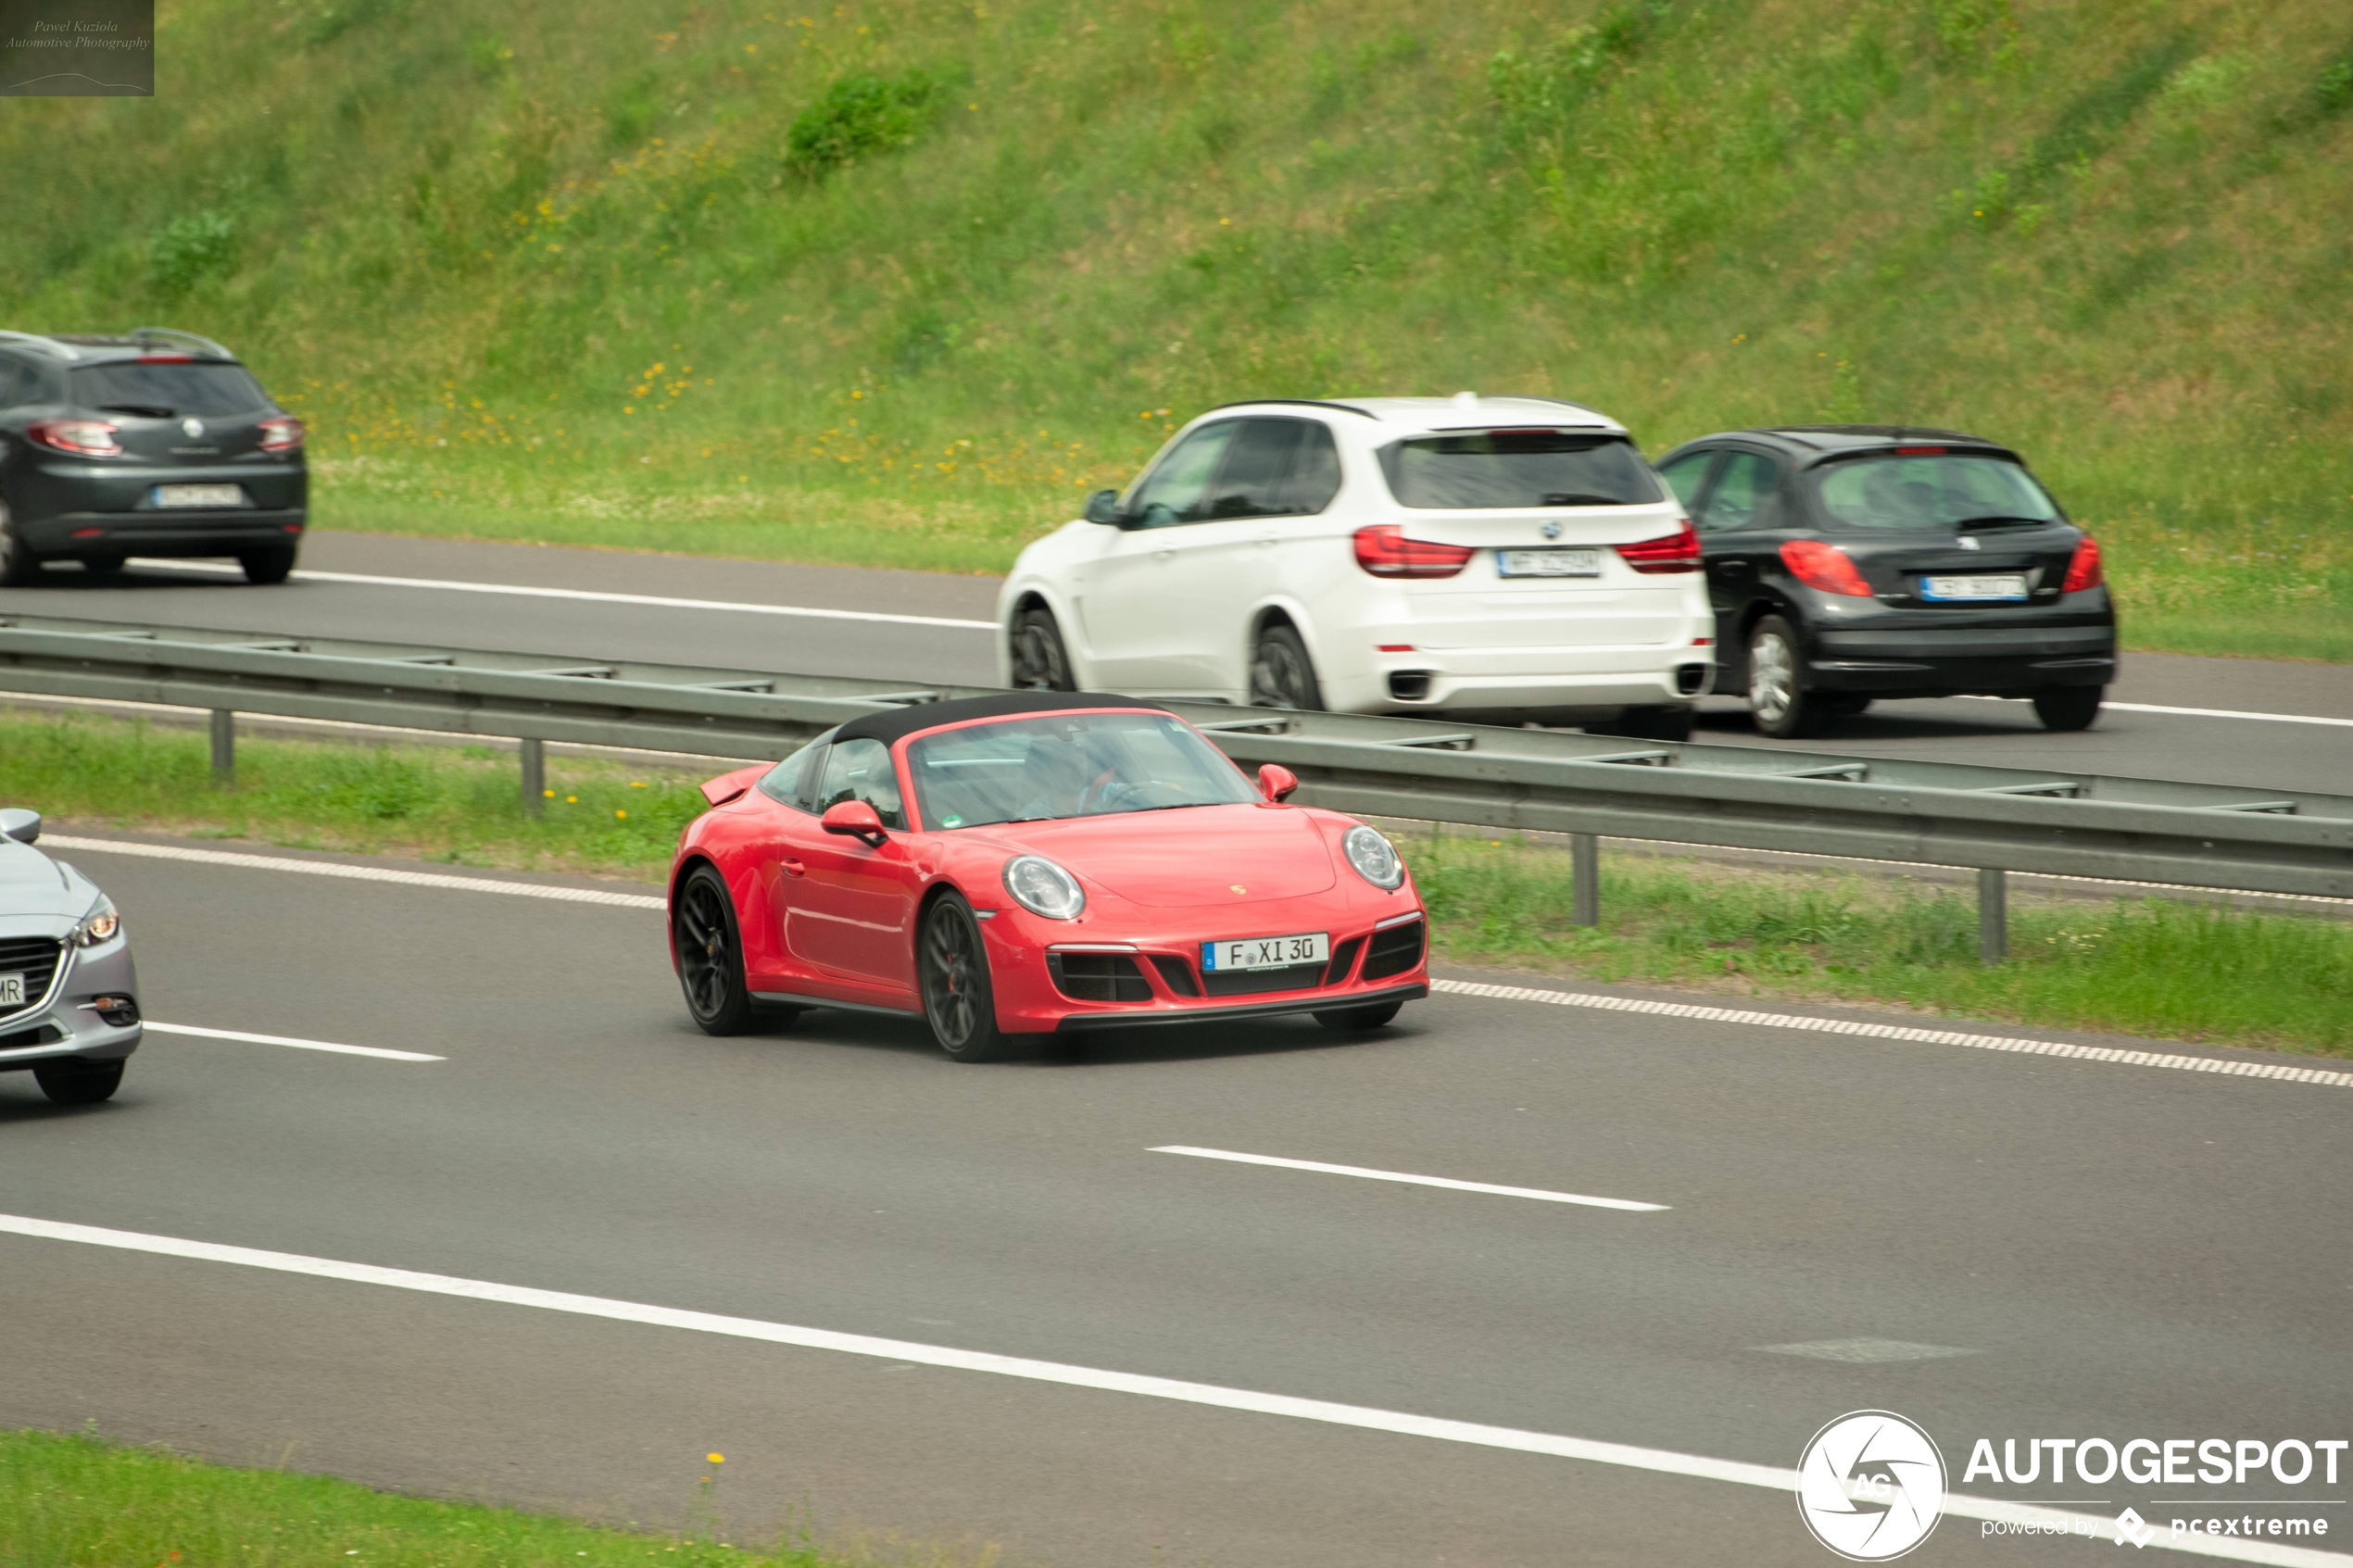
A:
0,1429,850,1568
1,0,2347,654
6,707,2347,1056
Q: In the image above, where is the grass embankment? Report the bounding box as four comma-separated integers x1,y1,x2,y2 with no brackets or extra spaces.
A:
0,1429,841,1568
4,0,2348,658
6,708,2347,1056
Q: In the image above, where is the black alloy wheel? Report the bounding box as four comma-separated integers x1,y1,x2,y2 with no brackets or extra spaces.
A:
918,893,1016,1061
674,864,757,1035
1009,606,1076,691
1745,614,1820,739
2032,684,2105,732
1314,999,1403,1032
34,1060,124,1104
240,546,298,585
0,499,41,587
1250,622,1325,710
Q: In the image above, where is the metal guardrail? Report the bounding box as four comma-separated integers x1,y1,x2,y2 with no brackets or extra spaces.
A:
3,613,2347,960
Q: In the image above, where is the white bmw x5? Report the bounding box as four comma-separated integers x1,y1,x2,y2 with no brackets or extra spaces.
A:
996,395,1714,738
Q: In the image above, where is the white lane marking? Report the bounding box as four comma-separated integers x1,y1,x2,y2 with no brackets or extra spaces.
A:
1957,695,2353,729
1151,1145,1667,1212
43,835,667,909
130,559,998,632
145,1022,442,1062
1429,980,2353,1089
9,1215,2336,1565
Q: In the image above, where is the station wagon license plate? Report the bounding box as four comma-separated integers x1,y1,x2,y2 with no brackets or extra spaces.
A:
152,483,247,508
1919,572,2028,602
0,973,22,1009
1202,932,1328,972
1497,547,1603,578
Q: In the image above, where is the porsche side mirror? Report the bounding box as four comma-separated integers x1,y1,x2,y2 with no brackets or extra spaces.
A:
1256,764,1298,803
1083,488,1123,526
821,799,888,846
0,808,40,845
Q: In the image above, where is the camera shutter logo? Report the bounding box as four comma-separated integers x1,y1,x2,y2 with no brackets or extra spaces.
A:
1796,1410,1946,1561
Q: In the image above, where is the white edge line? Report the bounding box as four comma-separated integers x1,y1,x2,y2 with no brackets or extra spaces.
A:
144,1022,442,1062
1151,1145,1667,1211
0,1214,2338,1567
1957,695,2353,729
42,834,668,909
129,559,999,632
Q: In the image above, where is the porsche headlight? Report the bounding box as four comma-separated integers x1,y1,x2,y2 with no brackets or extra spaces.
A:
74,898,121,947
1002,855,1086,920
1342,826,1404,891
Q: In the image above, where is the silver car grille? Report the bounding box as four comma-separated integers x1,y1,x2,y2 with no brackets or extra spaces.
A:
0,935,66,1022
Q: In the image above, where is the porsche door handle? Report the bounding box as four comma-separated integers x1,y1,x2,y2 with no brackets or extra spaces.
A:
780,858,806,877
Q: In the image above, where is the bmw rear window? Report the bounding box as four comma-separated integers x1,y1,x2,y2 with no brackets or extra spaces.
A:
1812,453,2063,530
1378,431,1662,509
71,361,268,418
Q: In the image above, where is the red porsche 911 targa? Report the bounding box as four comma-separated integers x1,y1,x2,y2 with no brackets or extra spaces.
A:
668,692,1429,1060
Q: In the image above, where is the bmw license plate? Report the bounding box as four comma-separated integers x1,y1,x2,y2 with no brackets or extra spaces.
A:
1497,548,1602,578
152,483,247,508
1919,572,2028,602
0,973,22,1009
1202,932,1329,972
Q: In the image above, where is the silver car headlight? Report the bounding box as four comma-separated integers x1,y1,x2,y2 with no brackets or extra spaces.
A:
74,898,121,947
1002,855,1086,920
1342,826,1405,891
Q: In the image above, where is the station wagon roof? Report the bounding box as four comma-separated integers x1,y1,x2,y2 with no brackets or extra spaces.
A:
1203,395,1627,434
0,328,237,364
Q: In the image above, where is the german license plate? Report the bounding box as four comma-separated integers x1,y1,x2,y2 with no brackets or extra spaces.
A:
1497,547,1602,578
1919,573,2028,601
153,483,247,508
1202,932,1328,972
0,973,22,1009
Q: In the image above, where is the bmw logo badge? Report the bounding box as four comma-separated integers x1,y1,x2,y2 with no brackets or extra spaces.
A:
1540,521,1564,540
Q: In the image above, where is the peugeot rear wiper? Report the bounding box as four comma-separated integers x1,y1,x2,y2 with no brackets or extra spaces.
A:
99,404,177,418
1953,514,2053,531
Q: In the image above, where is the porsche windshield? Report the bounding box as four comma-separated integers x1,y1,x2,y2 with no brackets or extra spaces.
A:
908,711,1256,830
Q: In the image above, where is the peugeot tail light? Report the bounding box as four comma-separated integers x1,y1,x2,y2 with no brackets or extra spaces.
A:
258,415,306,454
1616,518,1702,574
1780,539,1873,597
1353,524,1474,579
26,418,123,458
2060,534,2102,594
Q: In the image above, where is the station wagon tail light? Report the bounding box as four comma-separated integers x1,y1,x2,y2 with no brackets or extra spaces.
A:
26,418,122,457
1353,524,1473,579
2060,534,2102,593
1616,518,1702,574
1780,539,1873,597
258,415,306,453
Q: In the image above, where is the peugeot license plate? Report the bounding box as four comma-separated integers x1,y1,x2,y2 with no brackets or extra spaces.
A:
1497,548,1602,578
1202,932,1329,972
153,483,247,508
0,973,22,1009
1919,572,2028,602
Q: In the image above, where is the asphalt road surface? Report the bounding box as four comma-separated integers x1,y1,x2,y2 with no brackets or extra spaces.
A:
0,532,2346,796
4,838,2347,1565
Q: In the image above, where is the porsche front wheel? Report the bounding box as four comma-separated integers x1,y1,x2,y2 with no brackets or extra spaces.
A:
919,893,1017,1062
674,864,756,1035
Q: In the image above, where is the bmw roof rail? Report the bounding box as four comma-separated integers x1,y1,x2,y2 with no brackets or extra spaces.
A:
129,326,234,358
0,331,81,361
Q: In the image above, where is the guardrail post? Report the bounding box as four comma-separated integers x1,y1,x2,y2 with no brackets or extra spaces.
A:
1977,868,2007,964
1571,833,1600,927
520,736,546,815
208,709,234,787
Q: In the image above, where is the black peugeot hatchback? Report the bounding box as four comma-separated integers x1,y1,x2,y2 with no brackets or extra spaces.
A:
0,328,306,586
1654,426,2115,738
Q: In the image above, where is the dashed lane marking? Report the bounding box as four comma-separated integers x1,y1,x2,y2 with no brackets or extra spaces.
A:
145,1022,442,1062
1151,1145,1667,1211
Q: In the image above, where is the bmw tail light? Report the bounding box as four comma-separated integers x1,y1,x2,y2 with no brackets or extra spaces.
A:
258,415,306,454
1353,524,1473,579
1616,518,1702,574
26,419,123,457
1780,539,1873,597
2060,534,2102,593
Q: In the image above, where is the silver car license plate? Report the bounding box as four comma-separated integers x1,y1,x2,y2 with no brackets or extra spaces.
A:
1202,932,1329,972
0,973,22,1009
1497,547,1602,578
1920,572,2028,601
153,483,247,508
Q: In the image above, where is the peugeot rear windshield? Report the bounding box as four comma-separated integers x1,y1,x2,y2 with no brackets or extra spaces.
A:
70,361,269,418
908,712,1256,830
1378,431,1663,509
1812,452,2063,530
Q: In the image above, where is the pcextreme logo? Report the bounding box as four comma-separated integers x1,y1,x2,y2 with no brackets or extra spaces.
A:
1796,1410,1948,1561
